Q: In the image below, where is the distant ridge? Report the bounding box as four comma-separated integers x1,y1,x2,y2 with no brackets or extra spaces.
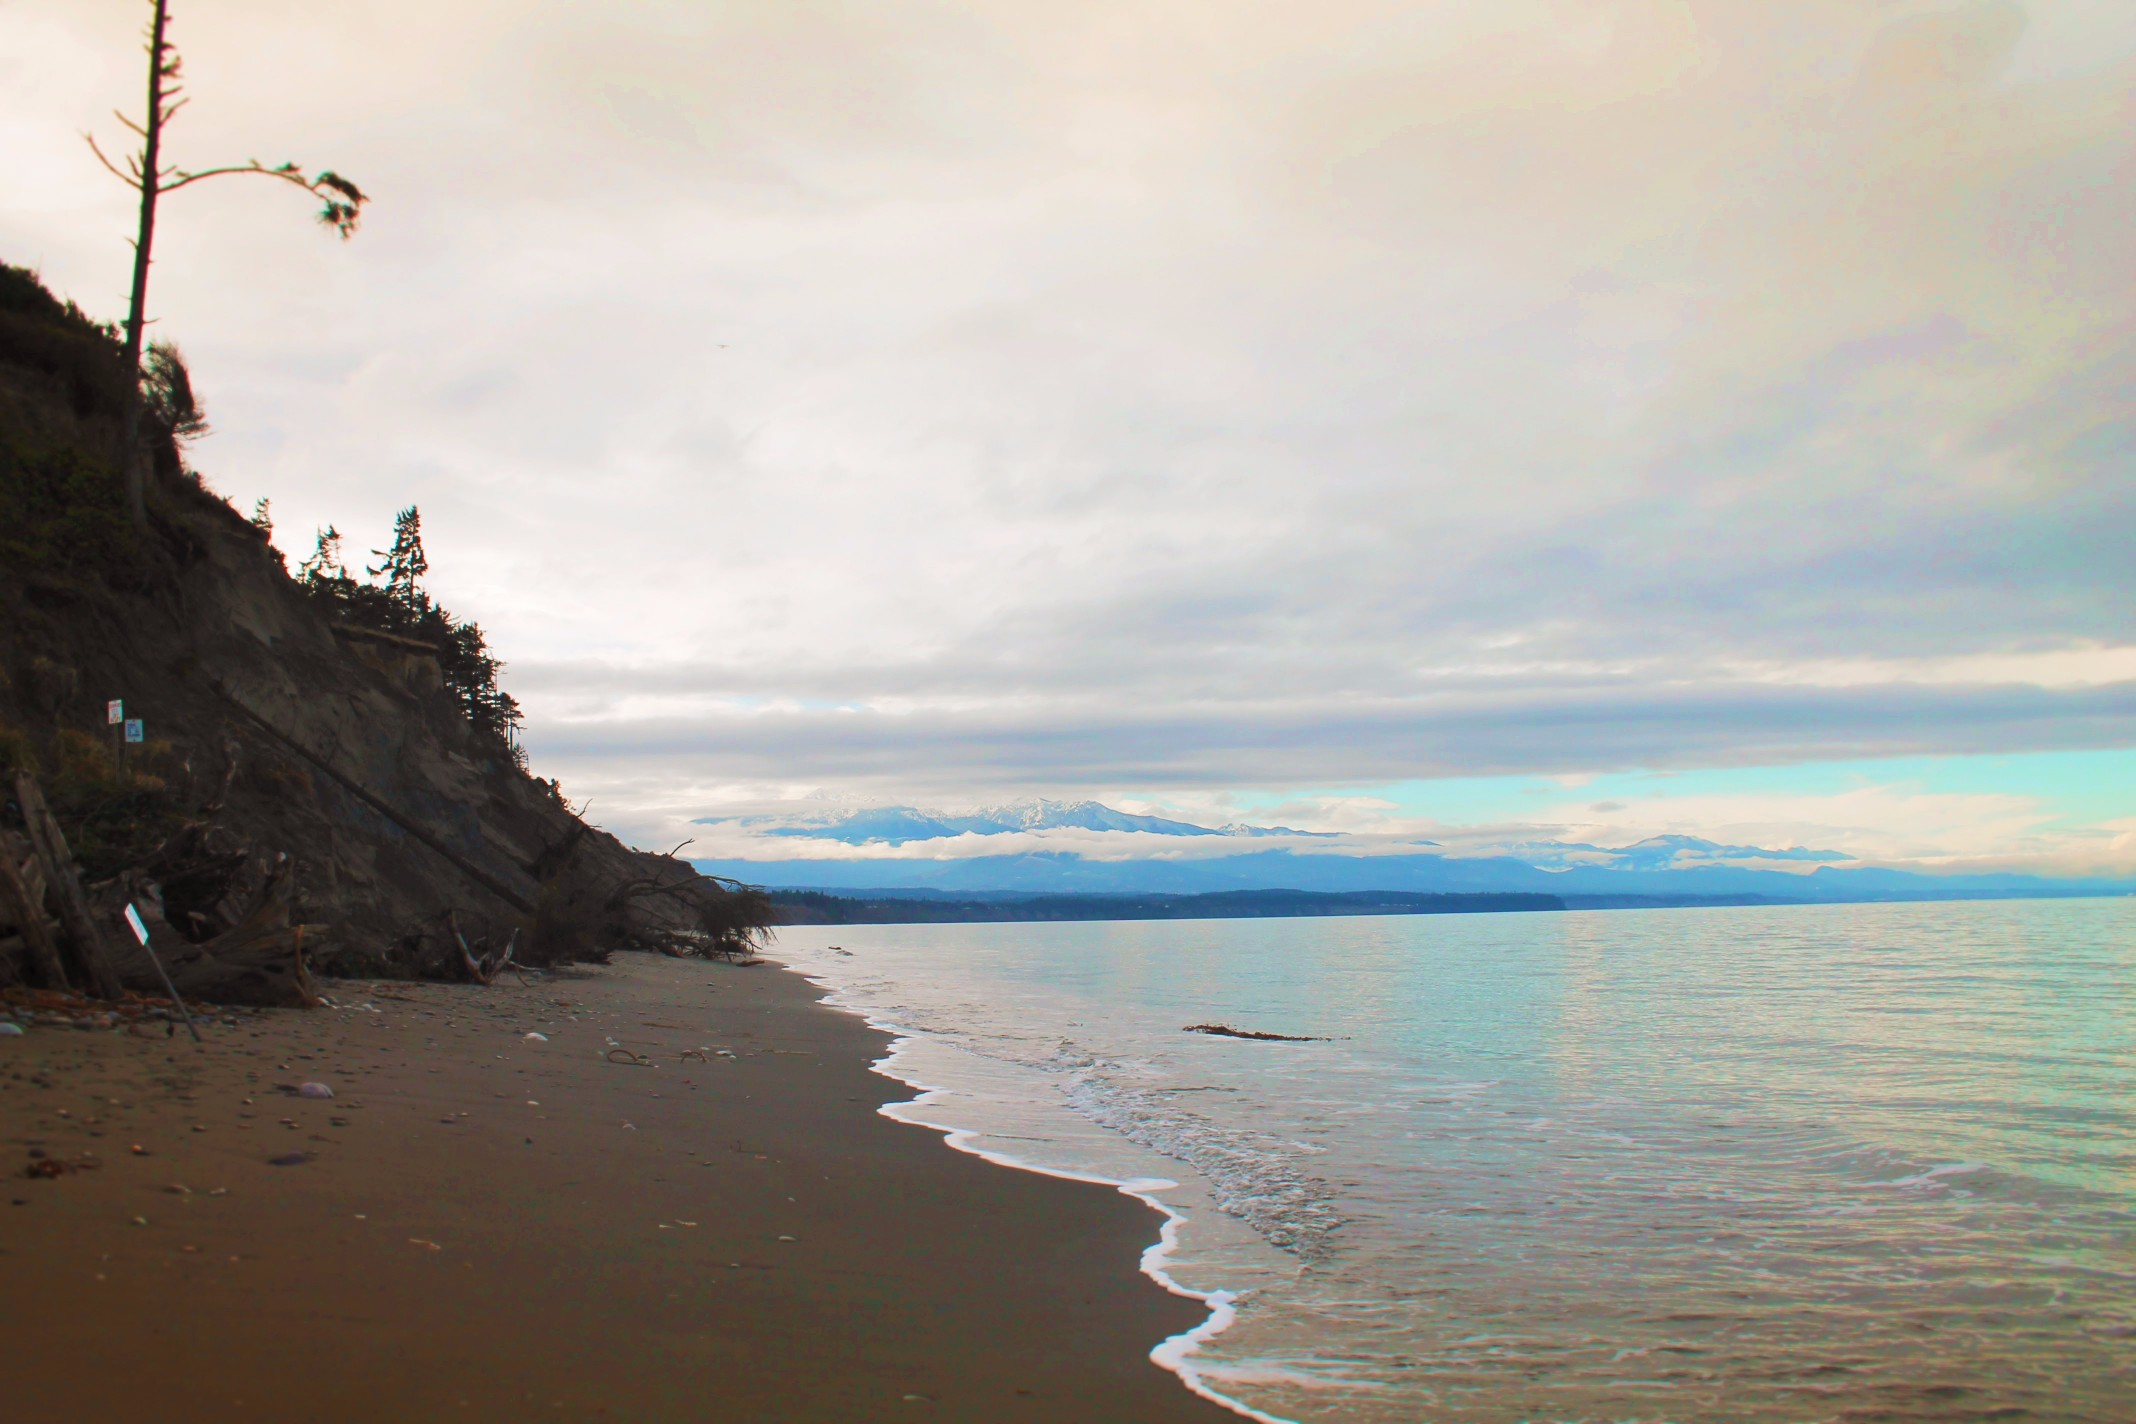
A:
714,796,1347,846
697,800,2136,910
772,888,1563,926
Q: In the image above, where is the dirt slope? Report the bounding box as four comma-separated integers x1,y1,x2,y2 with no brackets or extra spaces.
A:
0,263,763,993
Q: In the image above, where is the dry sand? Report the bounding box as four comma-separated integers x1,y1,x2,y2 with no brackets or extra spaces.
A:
0,954,1242,1423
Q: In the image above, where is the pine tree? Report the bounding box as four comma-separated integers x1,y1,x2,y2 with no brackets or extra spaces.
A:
297,525,347,587
369,505,429,606
299,506,525,765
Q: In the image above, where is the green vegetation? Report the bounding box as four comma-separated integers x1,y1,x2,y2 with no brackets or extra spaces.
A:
0,716,188,883
297,510,527,759
3,262,525,763
0,265,138,587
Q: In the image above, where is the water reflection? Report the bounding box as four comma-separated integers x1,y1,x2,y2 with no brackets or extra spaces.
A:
780,898,2136,1423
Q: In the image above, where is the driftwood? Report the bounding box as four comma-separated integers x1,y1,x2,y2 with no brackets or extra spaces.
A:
1183,1023,1325,1042
14,773,125,998
96,861,319,1008
0,831,69,990
143,820,255,940
446,911,522,985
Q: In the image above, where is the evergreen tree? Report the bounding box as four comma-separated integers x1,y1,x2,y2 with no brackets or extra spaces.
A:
298,506,524,766
297,525,347,586
368,505,429,604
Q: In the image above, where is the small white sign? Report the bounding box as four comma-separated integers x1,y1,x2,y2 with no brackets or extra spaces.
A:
107,699,124,725
124,903,149,946
124,719,145,744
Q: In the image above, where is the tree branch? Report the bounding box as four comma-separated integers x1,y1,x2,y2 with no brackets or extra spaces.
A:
159,159,317,193
155,160,369,237
83,133,143,190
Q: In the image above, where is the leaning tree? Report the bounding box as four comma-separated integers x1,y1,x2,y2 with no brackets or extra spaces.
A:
87,0,369,526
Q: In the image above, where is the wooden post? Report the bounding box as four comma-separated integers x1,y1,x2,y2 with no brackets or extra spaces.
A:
0,832,70,991
13,773,126,999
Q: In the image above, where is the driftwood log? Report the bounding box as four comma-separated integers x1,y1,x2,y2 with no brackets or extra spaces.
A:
1183,1023,1325,1042
13,773,125,998
0,831,70,990
445,910,523,985
95,860,319,1009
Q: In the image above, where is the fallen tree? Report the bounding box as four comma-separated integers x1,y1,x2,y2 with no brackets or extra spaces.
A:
93,858,319,1008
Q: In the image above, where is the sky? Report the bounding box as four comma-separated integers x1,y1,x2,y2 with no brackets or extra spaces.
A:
4,0,2132,877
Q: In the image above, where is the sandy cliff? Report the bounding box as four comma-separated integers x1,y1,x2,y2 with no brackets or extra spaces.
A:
0,263,764,999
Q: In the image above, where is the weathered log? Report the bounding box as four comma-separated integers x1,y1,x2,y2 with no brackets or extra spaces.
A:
446,909,491,985
13,773,125,998
0,832,71,990
1182,1023,1326,1042
96,861,319,1009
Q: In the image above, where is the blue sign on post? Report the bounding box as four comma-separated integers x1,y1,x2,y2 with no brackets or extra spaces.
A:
124,719,144,744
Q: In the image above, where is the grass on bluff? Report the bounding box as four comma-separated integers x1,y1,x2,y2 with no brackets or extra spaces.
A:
0,264,139,588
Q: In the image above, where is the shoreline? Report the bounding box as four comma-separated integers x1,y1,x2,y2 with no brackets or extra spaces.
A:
786,965,1290,1424
0,954,1242,1422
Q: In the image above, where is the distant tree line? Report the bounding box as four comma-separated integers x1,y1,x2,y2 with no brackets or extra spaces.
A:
297,507,525,762
771,888,1567,925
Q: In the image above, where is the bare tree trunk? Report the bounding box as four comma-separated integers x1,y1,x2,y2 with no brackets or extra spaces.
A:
0,832,70,991
118,0,172,530
14,773,126,999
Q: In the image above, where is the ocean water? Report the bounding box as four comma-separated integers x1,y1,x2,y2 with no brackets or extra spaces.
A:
773,899,2136,1423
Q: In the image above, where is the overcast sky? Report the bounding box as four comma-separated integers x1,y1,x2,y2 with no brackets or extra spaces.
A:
6,0,2133,873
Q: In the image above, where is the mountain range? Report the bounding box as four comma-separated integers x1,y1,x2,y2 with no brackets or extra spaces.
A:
724,797,1340,845
693,801,2134,906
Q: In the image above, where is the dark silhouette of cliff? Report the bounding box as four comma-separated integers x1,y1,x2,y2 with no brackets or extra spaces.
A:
0,263,768,1000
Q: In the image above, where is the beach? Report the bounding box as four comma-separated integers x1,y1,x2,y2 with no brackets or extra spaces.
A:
0,953,1237,1423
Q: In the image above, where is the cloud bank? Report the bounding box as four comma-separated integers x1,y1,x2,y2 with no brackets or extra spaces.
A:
5,1,2131,855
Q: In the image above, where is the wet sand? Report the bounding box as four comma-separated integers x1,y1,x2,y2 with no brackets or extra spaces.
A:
0,954,1240,1423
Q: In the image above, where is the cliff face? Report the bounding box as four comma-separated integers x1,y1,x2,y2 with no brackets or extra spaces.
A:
0,264,764,994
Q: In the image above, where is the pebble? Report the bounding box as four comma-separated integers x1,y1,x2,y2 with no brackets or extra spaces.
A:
298,1082,334,1100
0,1023,23,1037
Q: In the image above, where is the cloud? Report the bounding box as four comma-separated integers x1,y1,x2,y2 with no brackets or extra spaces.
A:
5,0,2132,851
1520,780,2072,869
524,677,2136,798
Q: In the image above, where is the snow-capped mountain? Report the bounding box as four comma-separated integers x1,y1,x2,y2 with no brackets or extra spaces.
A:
1498,835,1850,873
710,797,1339,846
960,799,1222,836
687,806,2130,904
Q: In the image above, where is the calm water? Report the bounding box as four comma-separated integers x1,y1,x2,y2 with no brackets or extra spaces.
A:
775,899,2136,1423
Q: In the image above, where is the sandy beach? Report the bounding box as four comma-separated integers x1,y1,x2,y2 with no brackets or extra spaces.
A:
0,953,1239,1423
